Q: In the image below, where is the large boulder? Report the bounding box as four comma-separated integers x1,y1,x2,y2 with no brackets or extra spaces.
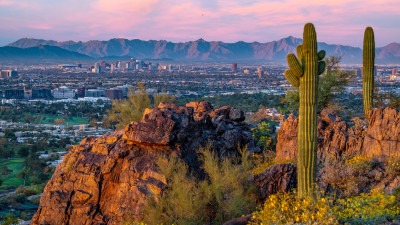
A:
254,163,297,202
31,102,258,225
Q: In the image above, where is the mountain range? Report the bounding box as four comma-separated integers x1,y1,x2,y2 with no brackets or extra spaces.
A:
0,45,90,63
4,37,400,63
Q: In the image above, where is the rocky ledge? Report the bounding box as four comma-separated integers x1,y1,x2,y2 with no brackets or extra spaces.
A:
31,102,259,225
276,107,400,162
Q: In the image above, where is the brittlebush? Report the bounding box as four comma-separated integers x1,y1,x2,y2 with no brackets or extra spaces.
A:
250,190,339,225
250,190,400,225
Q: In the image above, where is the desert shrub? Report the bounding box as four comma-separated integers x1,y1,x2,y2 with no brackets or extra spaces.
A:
140,145,256,225
16,184,43,196
251,189,400,225
345,155,374,174
62,152,76,173
0,193,27,209
29,195,41,205
249,150,295,175
107,84,175,129
386,155,400,178
251,121,275,150
0,213,19,225
321,153,376,197
249,151,276,175
250,190,339,225
334,190,400,225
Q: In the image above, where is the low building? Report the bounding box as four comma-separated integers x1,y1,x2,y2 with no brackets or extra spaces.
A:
4,89,24,99
53,86,75,99
0,70,18,78
105,88,123,99
57,64,78,69
85,89,105,97
32,88,52,99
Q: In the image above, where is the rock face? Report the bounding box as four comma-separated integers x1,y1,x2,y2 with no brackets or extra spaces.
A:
31,102,258,225
364,108,400,156
254,163,297,202
276,107,400,162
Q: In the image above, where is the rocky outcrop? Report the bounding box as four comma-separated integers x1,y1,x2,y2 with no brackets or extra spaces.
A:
31,102,258,225
275,114,298,160
276,107,400,162
254,163,297,202
363,107,400,156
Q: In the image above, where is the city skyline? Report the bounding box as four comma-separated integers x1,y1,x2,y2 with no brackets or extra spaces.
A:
0,0,399,47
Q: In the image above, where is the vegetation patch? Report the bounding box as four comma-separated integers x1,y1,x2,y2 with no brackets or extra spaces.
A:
135,145,257,225
251,189,400,225
0,159,25,189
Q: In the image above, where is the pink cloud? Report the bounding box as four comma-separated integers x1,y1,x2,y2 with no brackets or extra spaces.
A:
0,0,13,6
0,0,399,47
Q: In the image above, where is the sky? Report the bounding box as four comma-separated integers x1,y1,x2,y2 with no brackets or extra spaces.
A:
0,0,399,47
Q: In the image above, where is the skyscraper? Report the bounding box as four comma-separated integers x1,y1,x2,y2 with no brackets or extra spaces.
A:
232,63,238,73
258,69,263,79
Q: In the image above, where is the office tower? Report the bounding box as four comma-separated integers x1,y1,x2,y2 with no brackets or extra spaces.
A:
232,63,238,73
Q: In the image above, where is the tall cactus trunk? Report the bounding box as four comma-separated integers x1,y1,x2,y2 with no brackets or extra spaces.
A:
363,27,375,117
284,23,325,198
298,24,319,198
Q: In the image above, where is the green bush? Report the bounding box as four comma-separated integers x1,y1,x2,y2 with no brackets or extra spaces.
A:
139,145,256,225
251,121,275,150
0,213,19,225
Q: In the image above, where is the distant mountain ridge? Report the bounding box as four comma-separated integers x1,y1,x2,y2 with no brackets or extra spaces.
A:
0,45,91,62
6,37,400,63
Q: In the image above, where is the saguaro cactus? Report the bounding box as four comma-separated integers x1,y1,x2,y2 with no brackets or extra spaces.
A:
284,23,325,198
363,27,375,116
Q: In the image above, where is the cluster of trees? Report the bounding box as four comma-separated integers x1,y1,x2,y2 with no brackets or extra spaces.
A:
0,100,110,124
17,153,55,186
0,129,70,159
0,142,56,189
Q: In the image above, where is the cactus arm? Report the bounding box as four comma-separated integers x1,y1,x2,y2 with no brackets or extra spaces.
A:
297,45,303,62
318,61,326,75
284,69,300,87
287,53,303,77
363,27,375,116
318,50,326,60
